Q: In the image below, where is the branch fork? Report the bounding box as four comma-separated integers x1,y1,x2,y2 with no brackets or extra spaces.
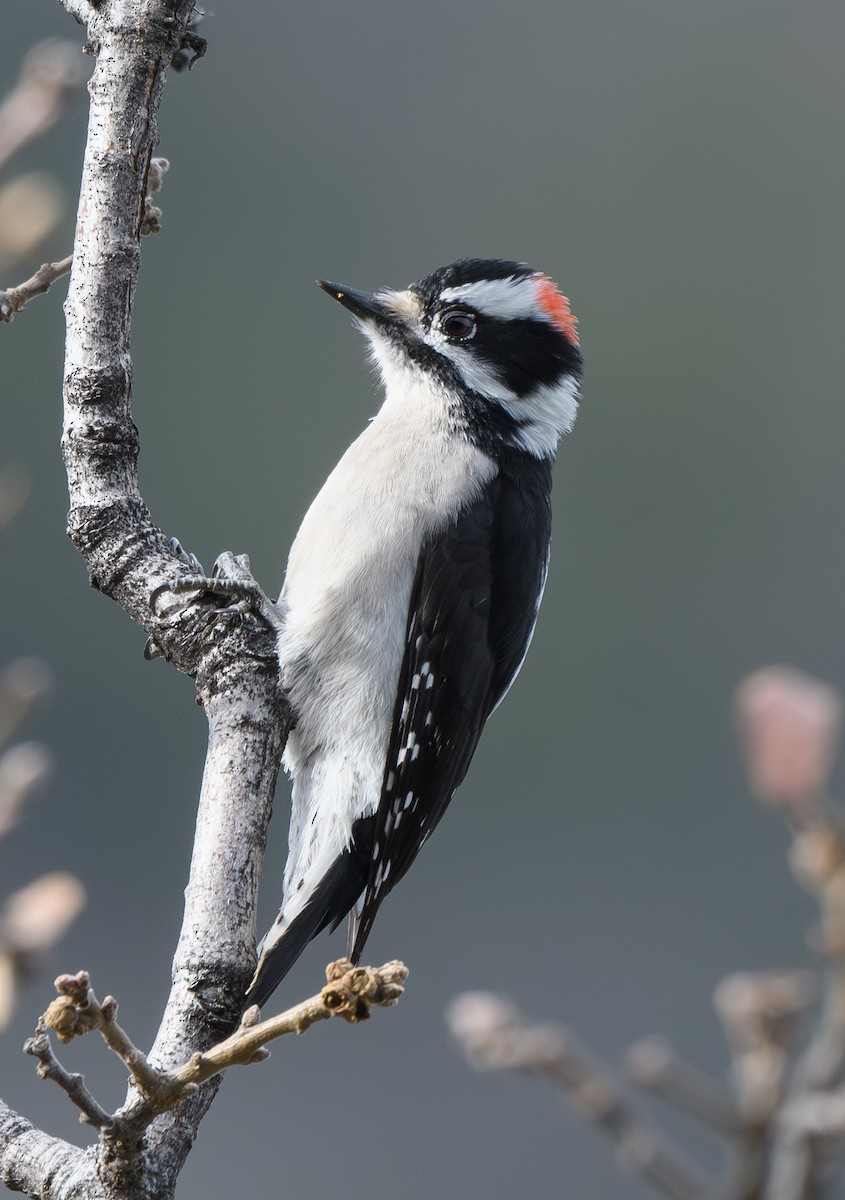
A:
26,961,408,1137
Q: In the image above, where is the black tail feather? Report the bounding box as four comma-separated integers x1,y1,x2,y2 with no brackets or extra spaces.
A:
245,815,375,1011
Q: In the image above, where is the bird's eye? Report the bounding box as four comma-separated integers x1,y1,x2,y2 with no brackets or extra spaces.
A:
439,309,476,340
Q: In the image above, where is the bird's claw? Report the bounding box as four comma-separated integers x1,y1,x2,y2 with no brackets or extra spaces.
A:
169,535,204,575
146,545,283,659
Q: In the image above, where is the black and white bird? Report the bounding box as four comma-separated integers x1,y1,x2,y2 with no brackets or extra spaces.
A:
245,258,582,1008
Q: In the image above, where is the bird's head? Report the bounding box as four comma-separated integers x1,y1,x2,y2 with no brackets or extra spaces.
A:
318,258,582,460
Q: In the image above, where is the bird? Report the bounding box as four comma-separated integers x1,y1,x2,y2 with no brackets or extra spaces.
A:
245,258,583,1008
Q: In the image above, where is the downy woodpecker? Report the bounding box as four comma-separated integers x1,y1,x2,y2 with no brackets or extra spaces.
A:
245,258,582,1008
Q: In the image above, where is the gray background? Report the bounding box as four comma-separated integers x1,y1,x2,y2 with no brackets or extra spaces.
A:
3,1,845,1196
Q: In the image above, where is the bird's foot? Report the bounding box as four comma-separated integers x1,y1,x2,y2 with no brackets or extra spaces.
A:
146,541,283,659
175,550,284,630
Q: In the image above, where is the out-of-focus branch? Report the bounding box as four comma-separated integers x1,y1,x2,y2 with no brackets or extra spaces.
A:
0,658,53,754
1,875,86,968
0,646,84,1034
714,970,816,1200
734,668,845,1199
0,742,53,841
449,667,845,1200
447,993,716,1200
789,823,845,1092
715,972,816,1125
626,1036,740,1132
0,174,64,274
0,40,87,173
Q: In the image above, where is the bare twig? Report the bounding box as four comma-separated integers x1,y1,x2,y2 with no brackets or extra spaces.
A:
447,993,716,1200
0,156,169,323
0,174,64,272
33,961,407,1134
0,256,72,323
0,40,87,172
0,743,54,840
0,658,53,752
626,1036,740,1132
733,671,845,1197
714,970,816,1200
789,819,845,1092
767,1092,845,1200
23,1034,113,1130
0,255,71,324
41,972,164,1095
757,817,845,1199
715,971,816,1123
160,957,408,1098
1,874,86,959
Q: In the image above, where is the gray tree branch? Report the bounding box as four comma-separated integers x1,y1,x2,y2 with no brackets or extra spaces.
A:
0,2,302,1197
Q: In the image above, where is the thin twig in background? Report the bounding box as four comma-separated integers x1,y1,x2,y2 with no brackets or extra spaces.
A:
0,621,85,1033
446,993,717,1200
449,668,845,1200
0,40,87,172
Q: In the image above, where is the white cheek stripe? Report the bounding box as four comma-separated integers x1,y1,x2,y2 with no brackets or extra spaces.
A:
446,345,516,402
440,341,580,458
510,376,580,458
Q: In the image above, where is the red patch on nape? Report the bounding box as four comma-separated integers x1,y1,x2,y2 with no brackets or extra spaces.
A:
534,275,579,346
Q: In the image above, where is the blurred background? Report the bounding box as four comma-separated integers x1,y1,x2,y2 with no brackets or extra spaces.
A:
2,1,845,1195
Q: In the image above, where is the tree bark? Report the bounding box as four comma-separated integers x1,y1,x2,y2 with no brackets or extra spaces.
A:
1,3,290,1196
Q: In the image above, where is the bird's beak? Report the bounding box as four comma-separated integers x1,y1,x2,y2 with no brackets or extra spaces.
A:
317,279,386,322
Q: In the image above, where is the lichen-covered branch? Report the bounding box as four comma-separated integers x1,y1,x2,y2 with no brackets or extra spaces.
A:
0,1101,89,1199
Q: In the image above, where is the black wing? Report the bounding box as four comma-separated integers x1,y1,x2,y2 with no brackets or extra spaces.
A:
350,454,553,960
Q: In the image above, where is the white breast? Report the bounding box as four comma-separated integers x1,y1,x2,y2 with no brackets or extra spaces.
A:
276,364,495,893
